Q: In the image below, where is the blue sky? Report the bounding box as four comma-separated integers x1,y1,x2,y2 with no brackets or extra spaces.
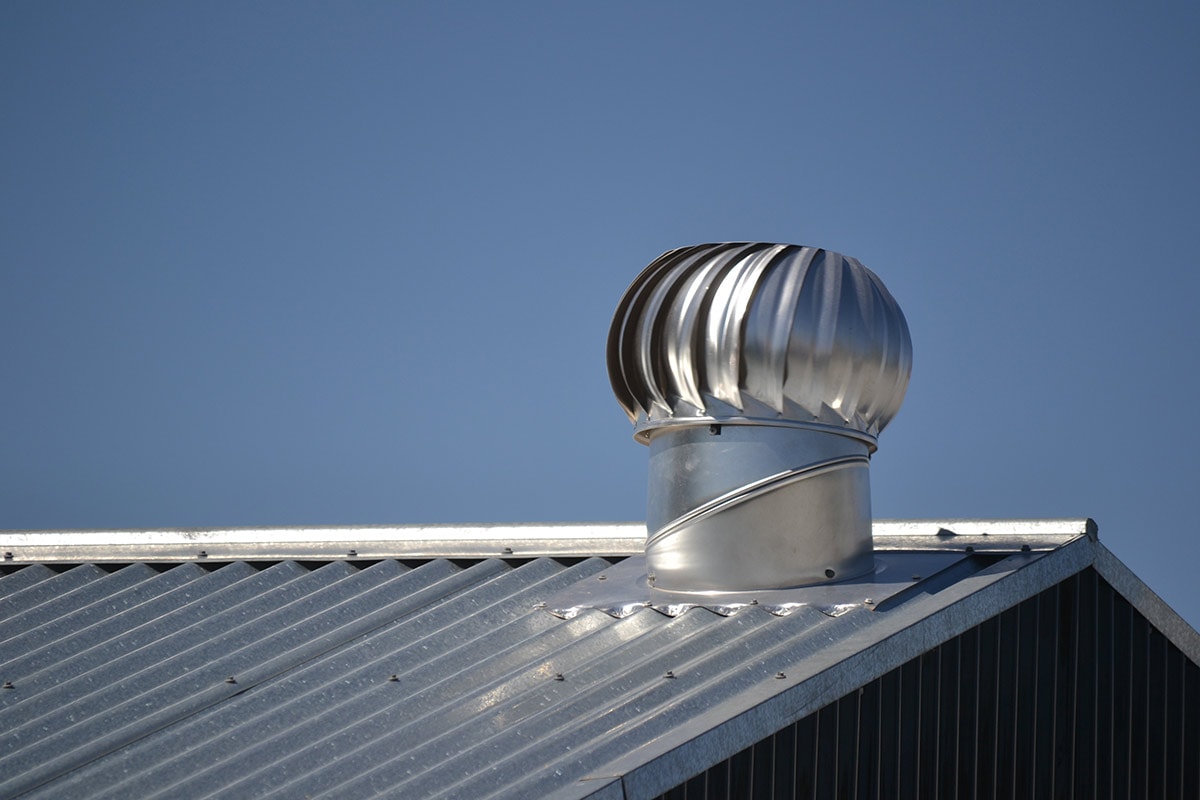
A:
4,3,1198,628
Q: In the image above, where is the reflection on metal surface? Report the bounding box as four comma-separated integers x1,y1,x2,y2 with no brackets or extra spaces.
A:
608,244,913,592
0,523,644,563
644,424,874,591
0,519,1095,563
544,551,993,619
6,520,1193,800
607,243,911,440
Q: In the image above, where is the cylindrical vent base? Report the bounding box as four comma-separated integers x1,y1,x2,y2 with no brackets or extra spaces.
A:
645,424,874,593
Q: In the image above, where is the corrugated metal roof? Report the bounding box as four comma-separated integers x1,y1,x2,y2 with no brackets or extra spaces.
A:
1,519,1197,799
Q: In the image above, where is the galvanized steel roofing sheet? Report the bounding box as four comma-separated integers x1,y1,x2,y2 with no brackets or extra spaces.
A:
1,520,1197,799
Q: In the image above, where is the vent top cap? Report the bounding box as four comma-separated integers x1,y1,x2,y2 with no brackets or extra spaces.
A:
607,243,912,445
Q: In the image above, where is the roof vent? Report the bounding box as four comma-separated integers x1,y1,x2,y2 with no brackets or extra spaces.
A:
608,243,912,592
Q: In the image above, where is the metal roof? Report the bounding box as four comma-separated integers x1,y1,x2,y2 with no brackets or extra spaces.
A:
2,519,1197,799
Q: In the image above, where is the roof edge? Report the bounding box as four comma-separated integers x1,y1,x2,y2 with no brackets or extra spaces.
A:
1092,543,1200,665
0,519,1094,563
611,535,1102,799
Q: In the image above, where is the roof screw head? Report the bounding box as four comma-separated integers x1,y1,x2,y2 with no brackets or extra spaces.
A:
965,545,975,553
911,574,922,581
225,676,237,684
553,673,564,681
597,574,607,581
663,670,676,679
749,599,758,605
708,424,721,436
3,551,12,560
2,680,13,689
775,672,786,680
501,547,514,555
864,598,874,605
347,549,358,557
197,550,208,559
533,601,547,610
1021,544,1032,552
824,568,836,579
388,674,399,682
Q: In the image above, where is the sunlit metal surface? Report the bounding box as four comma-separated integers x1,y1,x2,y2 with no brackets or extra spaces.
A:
0,518,1093,564
607,243,911,440
546,520,1098,620
545,550,981,619
2,520,1197,799
608,243,912,592
0,522,645,563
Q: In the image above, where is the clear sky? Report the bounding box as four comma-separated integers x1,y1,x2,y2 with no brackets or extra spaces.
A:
4,3,1198,628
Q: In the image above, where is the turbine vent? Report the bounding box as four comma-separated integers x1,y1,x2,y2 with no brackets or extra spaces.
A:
608,243,912,593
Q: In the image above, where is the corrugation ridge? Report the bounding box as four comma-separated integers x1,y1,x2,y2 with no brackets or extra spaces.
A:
0,562,325,799
1,565,108,633
346,609,776,800
256,609,667,799
48,561,576,800
208,569,634,799
1,564,199,663
233,607,679,799
0,562,254,685
32,556,532,800
110,559,528,800
2,564,156,640
0,563,56,594
0,561,339,744
465,607,847,800
0,560,471,800
0,561,290,718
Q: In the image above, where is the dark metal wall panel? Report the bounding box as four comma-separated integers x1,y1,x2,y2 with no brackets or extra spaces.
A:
654,568,1200,800
1186,657,1200,798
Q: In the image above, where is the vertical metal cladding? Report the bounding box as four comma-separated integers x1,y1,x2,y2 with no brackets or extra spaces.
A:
608,243,912,592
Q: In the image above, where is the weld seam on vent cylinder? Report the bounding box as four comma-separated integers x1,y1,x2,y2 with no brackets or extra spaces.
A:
646,453,870,548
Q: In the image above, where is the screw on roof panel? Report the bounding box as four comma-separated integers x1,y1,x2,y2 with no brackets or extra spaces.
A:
225,676,237,684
